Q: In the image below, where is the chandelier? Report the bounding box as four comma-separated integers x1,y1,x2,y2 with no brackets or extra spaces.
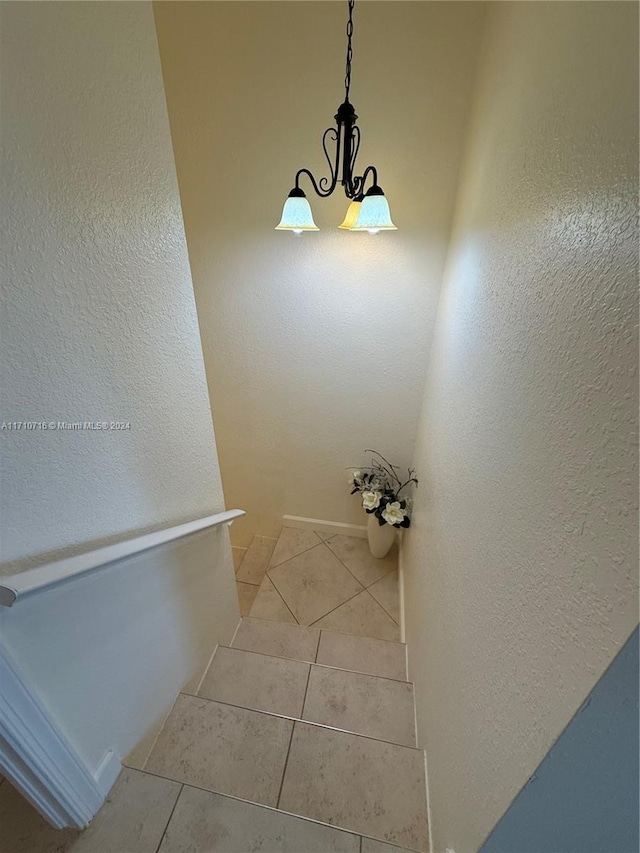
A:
275,0,397,235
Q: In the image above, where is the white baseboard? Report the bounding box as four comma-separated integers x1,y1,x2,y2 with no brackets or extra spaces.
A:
282,515,367,540
94,749,120,796
397,533,406,644
0,644,115,828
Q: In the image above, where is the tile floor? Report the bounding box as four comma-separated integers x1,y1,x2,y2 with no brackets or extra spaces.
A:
138,620,426,850
235,527,400,642
0,770,416,853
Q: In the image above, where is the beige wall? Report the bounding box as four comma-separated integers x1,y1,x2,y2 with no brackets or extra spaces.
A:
402,3,639,852
154,1,485,546
0,1,239,778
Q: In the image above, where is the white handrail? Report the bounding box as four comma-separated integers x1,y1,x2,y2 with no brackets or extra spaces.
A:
0,509,245,607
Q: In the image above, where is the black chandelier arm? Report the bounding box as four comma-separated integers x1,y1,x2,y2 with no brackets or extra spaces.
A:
294,126,341,198
351,164,378,198
320,127,340,193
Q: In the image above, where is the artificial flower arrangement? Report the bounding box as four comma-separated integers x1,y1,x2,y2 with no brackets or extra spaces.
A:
349,450,418,528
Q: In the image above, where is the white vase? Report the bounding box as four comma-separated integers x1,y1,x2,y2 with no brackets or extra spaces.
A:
366,514,396,558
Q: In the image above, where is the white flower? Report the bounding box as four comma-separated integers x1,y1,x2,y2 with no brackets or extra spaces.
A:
382,501,406,526
361,490,382,511
348,470,362,485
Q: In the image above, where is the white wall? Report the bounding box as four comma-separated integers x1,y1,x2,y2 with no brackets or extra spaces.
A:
0,1,222,571
154,1,485,545
402,3,639,852
0,1,239,775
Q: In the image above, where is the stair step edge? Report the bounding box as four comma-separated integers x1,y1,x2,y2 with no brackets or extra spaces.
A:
134,768,424,853
238,615,407,646
178,691,421,751
215,644,413,685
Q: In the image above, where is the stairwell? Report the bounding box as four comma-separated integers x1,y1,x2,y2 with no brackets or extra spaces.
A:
139,526,429,852
0,527,430,852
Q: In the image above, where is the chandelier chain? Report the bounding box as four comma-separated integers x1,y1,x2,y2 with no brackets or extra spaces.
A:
344,0,355,102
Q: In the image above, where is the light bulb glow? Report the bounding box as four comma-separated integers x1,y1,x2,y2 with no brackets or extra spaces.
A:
367,228,379,235
293,229,303,235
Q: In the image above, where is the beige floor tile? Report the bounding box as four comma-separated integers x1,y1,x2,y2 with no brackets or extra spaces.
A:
159,785,360,853
236,535,277,584
145,695,293,806
315,530,336,541
268,544,363,625
316,631,407,680
0,769,180,853
326,535,397,587
250,575,297,623
361,838,415,853
313,590,400,642
279,723,428,851
198,646,310,717
269,527,321,567
0,780,81,853
232,547,247,571
367,570,400,623
232,617,320,662
236,581,259,616
303,665,416,746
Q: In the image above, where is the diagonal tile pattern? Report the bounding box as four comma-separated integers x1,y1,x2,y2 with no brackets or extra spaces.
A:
368,569,401,623
249,526,400,637
325,534,398,587
236,535,277,584
269,527,322,567
313,589,400,642
268,543,363,625
250,574,297,623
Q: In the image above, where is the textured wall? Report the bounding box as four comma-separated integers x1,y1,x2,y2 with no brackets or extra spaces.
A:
481,629,639,853
402,3,639,852
1,0,224,571
0,1,239,777
154,1,485,545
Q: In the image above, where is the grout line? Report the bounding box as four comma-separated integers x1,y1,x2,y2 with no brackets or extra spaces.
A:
177,692,420,750
154,782,183,853
229,617,243,647
266,532,325,571
216,644,412,684
275,722,296,809
359,836,363,853
323,536,398,592
321,541,369,591
306,587,366,627
137,769,422,852
313,630,322,663
193,643,219,696
299,662,313,719
367,583,400,626
265,574,301,625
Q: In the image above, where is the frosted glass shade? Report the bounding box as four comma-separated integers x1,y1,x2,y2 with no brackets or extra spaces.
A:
338,200,362,230
275,194,319,231
351,191,397,231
